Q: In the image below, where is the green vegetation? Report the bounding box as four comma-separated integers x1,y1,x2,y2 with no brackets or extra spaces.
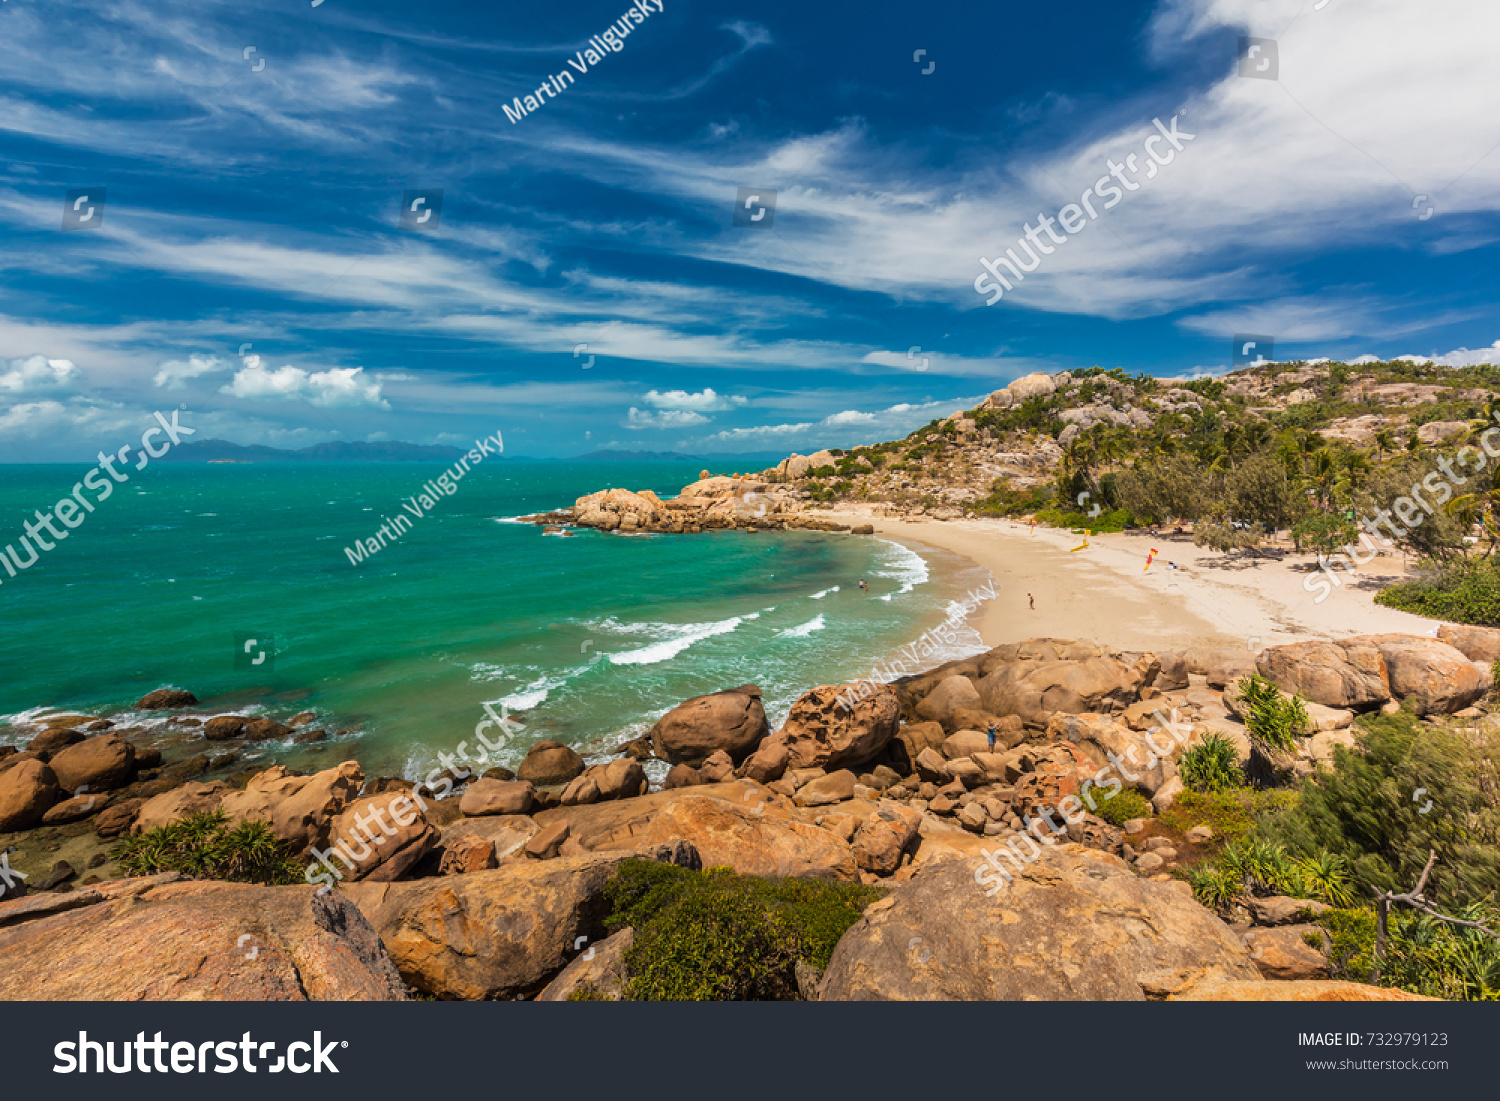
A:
110,810,303,885
1159,787,1299,843
1376,558,1500,626
1315,905,1500,1000
1186,837,1357,910
1179,733,1244,793
1236,674,1310,751
1089,786,1153,826
1263,710,1500,908
602,859,883,1000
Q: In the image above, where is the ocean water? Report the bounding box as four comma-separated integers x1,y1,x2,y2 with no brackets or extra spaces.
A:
0,461,992,778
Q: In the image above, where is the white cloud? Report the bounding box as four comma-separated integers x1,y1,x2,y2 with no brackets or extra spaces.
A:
695,397,983,451
152,353,225,390
221,364,390,409
0,354,81,392
625,407,710,429
642,387,747,411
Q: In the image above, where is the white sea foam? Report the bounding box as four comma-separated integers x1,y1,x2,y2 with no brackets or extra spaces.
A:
810,585,840,599
609,616,744,666
875,540,929,601
778,614,825,638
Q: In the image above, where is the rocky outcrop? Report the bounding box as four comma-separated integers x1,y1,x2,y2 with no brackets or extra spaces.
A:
537,784,859,881
134,689,199,710
915,676,983,727
217,761,364,851
132,781,229,834
649,686,769,766
537,927,635,1001
516,741,585,786
818,846,1260,1000
47,734,135,793
1362,634,1489,714
769,683,901,771
0,759,59,832
1045,712,1179,796
1256,639,1391,709
1169,979,1432,1001
0,875,408,1000
1437,624,1500,663
459,779,535,817
342,846,698,1000
327,791,440,882
978,651,1159,726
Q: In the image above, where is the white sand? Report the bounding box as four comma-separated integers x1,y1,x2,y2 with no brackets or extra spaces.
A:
822,508,1440,652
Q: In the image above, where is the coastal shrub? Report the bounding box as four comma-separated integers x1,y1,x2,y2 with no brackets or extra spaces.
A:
110,810,303,885
969,481,1054,517
1179,733,1243,793
1089,787,1153,827
602,860,883,1001
1315,905,1500,1001
1192,838,1356,909
1291,512,1358,555
1261,711,1500,909
1374,558,1500,627
1235,675,1309,750
1031,506,1133,533
1158,787,1299,844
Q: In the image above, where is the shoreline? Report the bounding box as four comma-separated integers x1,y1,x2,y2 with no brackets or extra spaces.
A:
818,508,1441,653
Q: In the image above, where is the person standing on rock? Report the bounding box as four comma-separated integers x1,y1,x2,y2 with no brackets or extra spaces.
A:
986,720,998,752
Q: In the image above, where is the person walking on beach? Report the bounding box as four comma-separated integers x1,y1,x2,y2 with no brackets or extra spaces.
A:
1028,593,1035,611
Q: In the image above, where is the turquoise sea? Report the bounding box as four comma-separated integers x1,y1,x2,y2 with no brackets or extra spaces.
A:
0,461,992,780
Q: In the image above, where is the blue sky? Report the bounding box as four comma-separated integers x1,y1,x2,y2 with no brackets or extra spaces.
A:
2,0,1499,460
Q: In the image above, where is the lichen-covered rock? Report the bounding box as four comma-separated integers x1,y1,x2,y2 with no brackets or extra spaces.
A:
0,877,407,1000
819,845,1259,1000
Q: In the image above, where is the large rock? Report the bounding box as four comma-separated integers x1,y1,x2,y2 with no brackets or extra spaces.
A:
459,779,535,817
326,791,439,882
978,653,1158,727
1437,624,1500,663
770,683,901,771
851,806,921,875
0,760,59,832
132,781,229,834
516,741,586,786
1183,648,1256,689
438,815,539,870
737,739,789,784
1256,639,1390,709
341,847,697,1000
648,686,769,766
1005,372,1058,401
134,688,199,710
537,783,858,881
537,927,635,1001
217,761,364,851
1362,633,1489,714
0,876,407,1000
46,735,135,793
818,845,1259,1000
915,676,983,727
1242,926,1328,980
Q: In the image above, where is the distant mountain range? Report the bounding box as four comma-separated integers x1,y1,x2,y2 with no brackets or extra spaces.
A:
160,440,472,463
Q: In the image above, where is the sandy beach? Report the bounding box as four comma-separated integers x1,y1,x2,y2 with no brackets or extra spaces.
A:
823,508,1440,653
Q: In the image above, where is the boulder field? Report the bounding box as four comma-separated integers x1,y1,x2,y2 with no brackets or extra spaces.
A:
3,626,1486,1001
